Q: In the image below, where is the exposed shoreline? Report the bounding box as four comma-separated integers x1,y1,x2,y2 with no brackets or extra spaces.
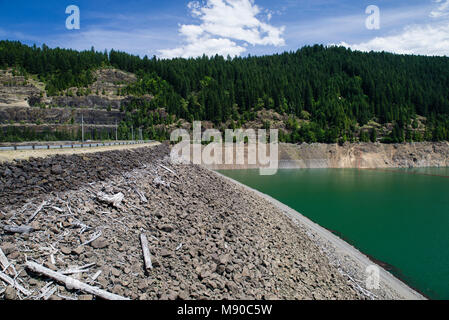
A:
204,142,449,170
213,170,426,300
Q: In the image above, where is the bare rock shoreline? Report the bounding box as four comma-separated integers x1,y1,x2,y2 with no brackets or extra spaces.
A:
281,142,449,169
206,142,449,170
0,144,423,300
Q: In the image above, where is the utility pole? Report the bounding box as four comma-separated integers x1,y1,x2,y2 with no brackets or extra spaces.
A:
139,128,143,141
131,125,134,141
115,120,118,141
81,114,84,143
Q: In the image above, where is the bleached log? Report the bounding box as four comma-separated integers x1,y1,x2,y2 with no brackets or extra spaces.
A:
153,176,170,187
80,262,96,269
159,164,177,175
60,268,90,275
0,248,9,270
43,286,57,300
39,281,54,293
60,263,96,275
51,206,64,213
91,270,102,282
0,271,32,296
27,200,47,224
66,203,73,215
140,234,153,270
134,188,148,203
3,225,34,234
339,270,378,300
0,248,16,277
71,219,90,234
80,231,102,246
97,192,124,208
26,262,129,300
36,282,54,300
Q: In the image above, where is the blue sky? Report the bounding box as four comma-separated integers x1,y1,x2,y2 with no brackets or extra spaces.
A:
0,0,448,58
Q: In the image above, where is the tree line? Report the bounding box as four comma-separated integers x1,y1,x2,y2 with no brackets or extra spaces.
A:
1,40,448,143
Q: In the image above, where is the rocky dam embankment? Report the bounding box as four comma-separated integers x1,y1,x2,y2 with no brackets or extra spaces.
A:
0,144,416,300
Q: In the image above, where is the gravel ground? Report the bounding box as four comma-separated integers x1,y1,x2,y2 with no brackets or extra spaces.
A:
1,144,373,300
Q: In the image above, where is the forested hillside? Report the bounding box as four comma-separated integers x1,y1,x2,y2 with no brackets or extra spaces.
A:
1,40,449,143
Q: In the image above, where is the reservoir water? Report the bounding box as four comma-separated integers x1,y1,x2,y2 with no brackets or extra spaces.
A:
218,168,449,300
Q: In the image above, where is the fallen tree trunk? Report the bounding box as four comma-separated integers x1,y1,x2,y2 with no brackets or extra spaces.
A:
0,271,32,296
134,188,148,203
97,192,124,208
3,225,34,234
159,164,177,176
140,234,153,270
0,248,9,270
27,200,47,224
26,262,130,300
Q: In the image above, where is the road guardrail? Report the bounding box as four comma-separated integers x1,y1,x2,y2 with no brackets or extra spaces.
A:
0,140,154,151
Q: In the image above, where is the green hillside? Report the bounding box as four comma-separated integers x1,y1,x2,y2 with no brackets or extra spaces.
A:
1,40,449,143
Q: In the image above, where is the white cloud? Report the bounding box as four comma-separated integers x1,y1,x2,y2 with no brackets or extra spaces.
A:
339,23,449,56
160,37,246,58
159,0,285,59
339,1,449,56
430,0,449,18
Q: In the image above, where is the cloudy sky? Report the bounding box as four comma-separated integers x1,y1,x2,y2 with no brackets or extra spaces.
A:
0,0,448,58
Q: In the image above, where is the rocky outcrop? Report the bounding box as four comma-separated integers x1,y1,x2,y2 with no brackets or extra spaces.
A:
0,106,124,125
0,68,137,133
279,142,449,169
0,71,40,106
90,68,136,96
0,68,147,137
49,96,125,110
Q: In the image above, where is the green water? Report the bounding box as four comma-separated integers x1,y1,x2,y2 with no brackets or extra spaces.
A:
218,168,449,300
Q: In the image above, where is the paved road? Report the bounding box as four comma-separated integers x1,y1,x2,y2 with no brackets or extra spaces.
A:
0,141,153,151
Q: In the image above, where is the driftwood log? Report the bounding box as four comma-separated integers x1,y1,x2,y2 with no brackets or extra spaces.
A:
3,225,34,234
140,234,153,270
26,262,130,300
159,164,177,176
0,271,32,296
97,192,124,208
0,248,9,271
27,200,47,224
134,188,148,203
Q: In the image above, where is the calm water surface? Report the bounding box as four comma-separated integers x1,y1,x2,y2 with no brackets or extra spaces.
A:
219,168,449,299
